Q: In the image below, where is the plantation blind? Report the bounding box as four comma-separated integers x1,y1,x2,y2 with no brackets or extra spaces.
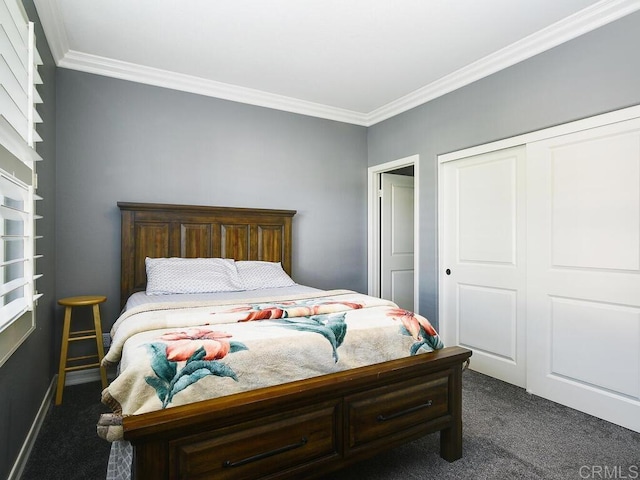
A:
0,0,43,367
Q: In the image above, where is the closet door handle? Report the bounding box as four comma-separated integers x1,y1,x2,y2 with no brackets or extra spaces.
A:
445,269,451,275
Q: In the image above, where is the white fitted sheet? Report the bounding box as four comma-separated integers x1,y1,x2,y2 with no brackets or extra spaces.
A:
123,284,323,311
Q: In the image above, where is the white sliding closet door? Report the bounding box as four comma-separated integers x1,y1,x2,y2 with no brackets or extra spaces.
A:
526,118,640,432
441,146,527,387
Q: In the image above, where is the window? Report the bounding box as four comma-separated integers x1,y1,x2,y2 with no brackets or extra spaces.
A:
0,0,42,367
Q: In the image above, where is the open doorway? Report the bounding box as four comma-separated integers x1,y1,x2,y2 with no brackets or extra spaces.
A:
367,155,419,312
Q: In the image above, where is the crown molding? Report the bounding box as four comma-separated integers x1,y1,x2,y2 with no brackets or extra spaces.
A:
57,50,370,125
366,0,640,125
34,0,640,127
32,0,68,63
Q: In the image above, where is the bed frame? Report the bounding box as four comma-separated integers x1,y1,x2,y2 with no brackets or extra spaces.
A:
117,202,472,480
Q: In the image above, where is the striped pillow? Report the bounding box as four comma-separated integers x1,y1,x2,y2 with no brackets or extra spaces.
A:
145,257,244,295
236,261,296,290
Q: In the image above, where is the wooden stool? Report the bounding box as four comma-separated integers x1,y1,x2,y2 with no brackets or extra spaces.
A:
56,295,108,405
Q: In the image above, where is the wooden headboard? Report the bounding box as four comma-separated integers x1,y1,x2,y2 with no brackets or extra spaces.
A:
118,202,296,308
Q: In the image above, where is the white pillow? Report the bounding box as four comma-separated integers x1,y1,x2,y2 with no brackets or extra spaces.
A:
145,257,244,295
236,261,296,290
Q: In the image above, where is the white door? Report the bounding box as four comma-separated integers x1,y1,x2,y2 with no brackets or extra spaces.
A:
441,146,527,387
381,173,414,311
526,118,640,432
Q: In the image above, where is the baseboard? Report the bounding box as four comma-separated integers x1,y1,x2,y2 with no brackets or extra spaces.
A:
8,376,56,480
64,367,102,385
64,367,117,385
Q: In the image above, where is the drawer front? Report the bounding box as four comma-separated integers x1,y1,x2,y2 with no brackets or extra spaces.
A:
173,402,339,480
346,373,449,449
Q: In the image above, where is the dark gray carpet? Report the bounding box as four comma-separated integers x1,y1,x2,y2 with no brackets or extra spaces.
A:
21,371,640,479
333,371,640,480
22,382,112,480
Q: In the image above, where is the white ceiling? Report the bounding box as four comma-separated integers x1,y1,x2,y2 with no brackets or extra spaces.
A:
33,0,640,126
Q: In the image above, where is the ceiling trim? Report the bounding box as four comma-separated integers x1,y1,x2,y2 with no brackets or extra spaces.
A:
58,50,370,125
33,0,68,63
34,0,640,127
368,0,640,125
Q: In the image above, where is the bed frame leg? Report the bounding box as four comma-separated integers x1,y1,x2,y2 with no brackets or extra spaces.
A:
440,421,462,461
439,364,463,462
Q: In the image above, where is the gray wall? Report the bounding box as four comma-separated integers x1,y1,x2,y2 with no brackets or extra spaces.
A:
0,2,57,479
368,11,640,326
56,71,369,328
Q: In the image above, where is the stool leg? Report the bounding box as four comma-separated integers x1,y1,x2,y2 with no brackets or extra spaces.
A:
55,306,72,405
93,303,108,389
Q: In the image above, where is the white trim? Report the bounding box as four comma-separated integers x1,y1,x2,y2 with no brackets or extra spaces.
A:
367,155,420,313
368,0,640,125
64,367,104,386
7,376,56,480
57,50,369,126
32,0,640,126
437,159,447,336
438,103,640,164
31,0,68,63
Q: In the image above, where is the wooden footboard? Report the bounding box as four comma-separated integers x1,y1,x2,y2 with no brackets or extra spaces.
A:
123,346,471,480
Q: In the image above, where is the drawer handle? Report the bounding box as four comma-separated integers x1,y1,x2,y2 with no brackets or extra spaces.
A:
222,436,308,468
377,400,433,422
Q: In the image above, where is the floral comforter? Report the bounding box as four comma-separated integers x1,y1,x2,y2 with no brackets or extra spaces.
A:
97,290,443,441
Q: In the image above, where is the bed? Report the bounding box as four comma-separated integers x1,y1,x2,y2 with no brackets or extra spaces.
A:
101,202,472,480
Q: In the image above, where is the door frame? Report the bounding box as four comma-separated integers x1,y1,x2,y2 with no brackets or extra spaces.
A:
367,154,419,313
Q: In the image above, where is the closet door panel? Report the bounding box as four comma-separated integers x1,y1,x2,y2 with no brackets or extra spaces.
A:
458,285,517,361
550,297,639,399
441,146,527,387
526,118,640,433
550,134,639,270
